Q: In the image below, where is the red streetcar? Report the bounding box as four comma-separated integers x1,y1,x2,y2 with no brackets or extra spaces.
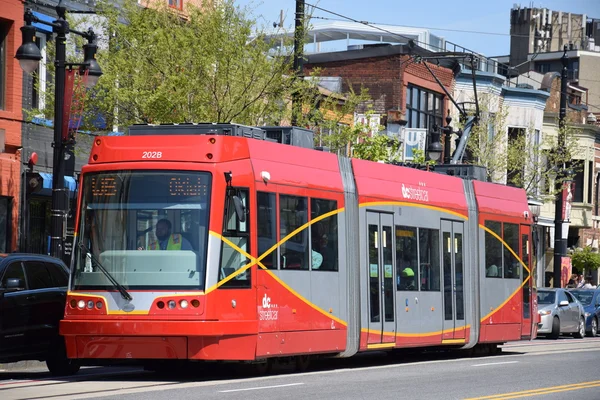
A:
60,124,537,369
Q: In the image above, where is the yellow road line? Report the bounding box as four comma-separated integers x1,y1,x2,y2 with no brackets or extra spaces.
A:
464,380,600,400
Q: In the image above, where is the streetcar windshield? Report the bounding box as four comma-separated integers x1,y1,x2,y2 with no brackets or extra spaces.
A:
72,170,211,290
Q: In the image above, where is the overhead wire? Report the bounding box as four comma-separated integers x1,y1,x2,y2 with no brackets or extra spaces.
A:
303,2,600,114
309,15,544,40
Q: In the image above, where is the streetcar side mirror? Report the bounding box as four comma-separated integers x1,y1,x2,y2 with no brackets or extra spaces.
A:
233,195,246,223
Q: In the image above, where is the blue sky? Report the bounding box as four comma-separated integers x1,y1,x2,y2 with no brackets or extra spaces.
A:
236,0,600,57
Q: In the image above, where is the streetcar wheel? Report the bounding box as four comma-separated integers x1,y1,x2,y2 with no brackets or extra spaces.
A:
45,338,80,376
253,359,272,375
550,317,560,339
591,318,598,337
575,317,586,339
295,355,311,372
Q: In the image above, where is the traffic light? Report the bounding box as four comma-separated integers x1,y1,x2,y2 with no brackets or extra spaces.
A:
26,172,43,194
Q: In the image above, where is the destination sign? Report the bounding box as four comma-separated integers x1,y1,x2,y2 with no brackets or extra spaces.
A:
169,176,208,197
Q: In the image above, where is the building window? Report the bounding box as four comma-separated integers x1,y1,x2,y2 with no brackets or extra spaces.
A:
588,161,593,204
0,23,7,110
535,62,551,74
168,0,183,9
406,85,443,130
406,86,443,153
567,160,584,203
533,129,541,196
507,127,526,186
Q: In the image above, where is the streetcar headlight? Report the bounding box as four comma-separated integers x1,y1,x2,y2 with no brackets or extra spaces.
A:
87,300,94,309
96,301,103,309
179,300,189,309
77,300,86,309
167,300,176,309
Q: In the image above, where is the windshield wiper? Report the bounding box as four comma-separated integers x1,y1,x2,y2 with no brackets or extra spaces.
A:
77,241,133,301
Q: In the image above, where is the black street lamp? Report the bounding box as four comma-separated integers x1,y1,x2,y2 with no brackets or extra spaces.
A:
427,127,443,163
552,45,570,288
16,2,102,261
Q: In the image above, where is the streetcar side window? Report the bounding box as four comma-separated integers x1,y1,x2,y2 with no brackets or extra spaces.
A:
396,226,418,291
219,188,251,288
280,195,309,270
419,228,440,291
503,223,520,279
257,192,277,270
485,221,502,278
310,198,338,272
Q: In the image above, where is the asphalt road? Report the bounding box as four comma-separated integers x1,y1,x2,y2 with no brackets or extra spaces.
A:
2,337,600,400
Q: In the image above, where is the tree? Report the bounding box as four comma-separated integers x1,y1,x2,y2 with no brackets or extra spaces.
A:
570,246,600,276
353,133,401,162
462,94,578,198
32,0,300,131
292,78,400,161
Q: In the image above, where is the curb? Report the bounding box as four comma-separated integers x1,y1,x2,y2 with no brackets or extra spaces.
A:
0,360,47,373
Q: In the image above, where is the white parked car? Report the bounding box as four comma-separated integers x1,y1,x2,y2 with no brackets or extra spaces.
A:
537,288,586,339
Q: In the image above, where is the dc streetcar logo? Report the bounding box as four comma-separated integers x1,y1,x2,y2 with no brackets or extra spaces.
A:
401,183,429,202
262,294,271,308
259,294,278,321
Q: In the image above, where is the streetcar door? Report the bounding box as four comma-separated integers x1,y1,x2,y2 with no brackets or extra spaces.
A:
441,220,466,341
366,212,396,345
520,224,532,338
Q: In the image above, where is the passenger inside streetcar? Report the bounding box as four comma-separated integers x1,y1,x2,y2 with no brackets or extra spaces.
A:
399,267,416,291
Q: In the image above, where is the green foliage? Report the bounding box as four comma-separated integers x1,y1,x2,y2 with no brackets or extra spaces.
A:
410,148,436,167
463,94,578,197
353,133,401,162
31,0,298,131
293,78,372,156
570,246,600,275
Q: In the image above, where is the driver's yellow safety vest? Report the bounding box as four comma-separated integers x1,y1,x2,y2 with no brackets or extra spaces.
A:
148,234,182,250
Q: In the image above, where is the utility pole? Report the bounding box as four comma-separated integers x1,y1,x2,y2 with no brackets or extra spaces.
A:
291,0,304,126
553,45,569,288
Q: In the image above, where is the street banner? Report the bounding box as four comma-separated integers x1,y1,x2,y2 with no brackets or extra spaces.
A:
561,256,572,288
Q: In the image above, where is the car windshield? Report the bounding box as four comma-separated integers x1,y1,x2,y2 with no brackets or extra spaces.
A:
571,290,594,306
537,290,556,305
72,170,211,291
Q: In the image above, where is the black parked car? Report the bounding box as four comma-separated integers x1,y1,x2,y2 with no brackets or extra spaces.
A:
0,253,80,375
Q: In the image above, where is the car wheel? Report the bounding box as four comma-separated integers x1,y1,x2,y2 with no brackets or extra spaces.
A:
591,318,598,337
575,317,586,339
550,316,560,339
46,338,81,376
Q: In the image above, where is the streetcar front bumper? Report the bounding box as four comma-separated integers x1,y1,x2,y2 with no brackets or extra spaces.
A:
60,319,258,360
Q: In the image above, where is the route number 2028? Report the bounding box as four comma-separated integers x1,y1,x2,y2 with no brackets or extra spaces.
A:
142,151,162,159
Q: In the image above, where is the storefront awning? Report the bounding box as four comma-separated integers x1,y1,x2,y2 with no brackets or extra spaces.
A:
39,172,77,192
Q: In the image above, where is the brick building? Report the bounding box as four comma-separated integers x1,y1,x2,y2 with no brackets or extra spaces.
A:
0,0,24,253
304,44,456,151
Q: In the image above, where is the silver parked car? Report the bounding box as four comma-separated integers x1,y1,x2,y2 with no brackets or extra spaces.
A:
537,288,586,339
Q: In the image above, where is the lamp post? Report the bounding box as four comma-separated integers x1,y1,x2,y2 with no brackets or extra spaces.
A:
552,45,569,288
427,125,443,163
16,2,102,261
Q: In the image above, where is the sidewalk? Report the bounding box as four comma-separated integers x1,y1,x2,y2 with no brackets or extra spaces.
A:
0,361,47,373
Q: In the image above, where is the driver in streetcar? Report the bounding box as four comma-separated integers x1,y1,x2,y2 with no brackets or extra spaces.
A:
138,218,193,251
